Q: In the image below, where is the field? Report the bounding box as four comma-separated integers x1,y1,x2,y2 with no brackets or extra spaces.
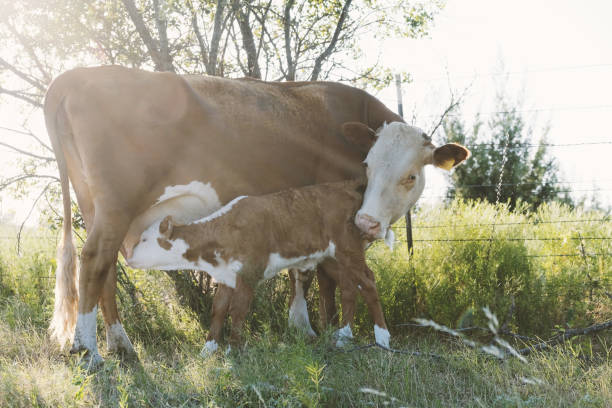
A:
0,200,610,407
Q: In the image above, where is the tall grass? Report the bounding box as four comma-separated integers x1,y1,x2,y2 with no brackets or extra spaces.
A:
0,200,610,406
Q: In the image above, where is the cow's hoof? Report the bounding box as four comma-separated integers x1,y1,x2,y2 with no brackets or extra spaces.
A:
200,340,219,358
106,322,137,358
77,350,105,371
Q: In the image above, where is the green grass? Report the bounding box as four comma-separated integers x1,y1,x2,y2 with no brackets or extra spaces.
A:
0,200,611,407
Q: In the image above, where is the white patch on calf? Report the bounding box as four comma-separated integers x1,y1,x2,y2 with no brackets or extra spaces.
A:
335,324,353,347
263,241,336,280
128,221,243,288
200,340,219,358
194,196,246,224
374,324,390,348
288,271,316,337
106,321,134,354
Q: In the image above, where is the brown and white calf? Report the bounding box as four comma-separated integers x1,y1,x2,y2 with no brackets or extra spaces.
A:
128,180,389,354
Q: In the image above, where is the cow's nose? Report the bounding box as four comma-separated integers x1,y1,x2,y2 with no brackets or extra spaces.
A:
355,213,381,238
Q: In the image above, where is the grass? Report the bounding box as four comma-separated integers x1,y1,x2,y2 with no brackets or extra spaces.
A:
0,199,611,407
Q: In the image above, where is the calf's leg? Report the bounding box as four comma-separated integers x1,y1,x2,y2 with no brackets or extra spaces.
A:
228,276,255,348
336,276,358,347
357,266,390,347
316,264,339,329
202,283,233,357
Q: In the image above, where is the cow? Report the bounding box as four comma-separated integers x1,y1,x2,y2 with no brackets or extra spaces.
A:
127,180,382,353
44,66,469,366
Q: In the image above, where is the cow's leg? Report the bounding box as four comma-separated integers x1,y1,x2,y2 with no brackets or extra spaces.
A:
202,283,233,357
288,269,316,337
71,214,128,367
358,266,390,348
316,265,338,329
228,276,255,348
99,266,136,357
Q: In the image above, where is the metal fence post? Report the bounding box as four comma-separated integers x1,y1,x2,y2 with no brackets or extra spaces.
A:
395,74,414,255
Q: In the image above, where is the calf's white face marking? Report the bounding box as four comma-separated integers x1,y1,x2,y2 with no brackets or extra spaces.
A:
124,180,223,258
128,218,243,288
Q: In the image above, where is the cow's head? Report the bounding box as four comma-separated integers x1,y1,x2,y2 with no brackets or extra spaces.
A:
343,121,470,240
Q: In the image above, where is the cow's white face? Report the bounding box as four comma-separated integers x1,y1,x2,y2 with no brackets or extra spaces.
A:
346,121,469,239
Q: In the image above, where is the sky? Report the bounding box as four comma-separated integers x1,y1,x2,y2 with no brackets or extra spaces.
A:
1,0,611,225
369,0,612,208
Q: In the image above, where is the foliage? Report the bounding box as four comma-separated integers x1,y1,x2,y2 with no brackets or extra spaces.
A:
361,199,611,338
443,94,573,211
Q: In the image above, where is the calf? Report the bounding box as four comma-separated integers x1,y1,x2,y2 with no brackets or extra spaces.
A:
128,180,390,354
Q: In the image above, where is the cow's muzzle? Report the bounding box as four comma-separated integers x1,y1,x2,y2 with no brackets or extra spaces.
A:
355,213,382,239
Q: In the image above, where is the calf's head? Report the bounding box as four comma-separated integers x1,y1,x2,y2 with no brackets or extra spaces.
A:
343,121,469,239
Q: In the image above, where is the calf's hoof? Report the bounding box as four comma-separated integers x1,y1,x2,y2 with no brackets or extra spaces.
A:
374,325,390,348
335,324,354,347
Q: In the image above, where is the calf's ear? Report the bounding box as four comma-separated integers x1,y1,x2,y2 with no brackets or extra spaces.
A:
428,143,470,171
341,122,377,153
159,215,175,239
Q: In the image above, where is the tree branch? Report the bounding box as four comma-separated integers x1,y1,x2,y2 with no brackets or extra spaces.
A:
0,174,60,192
16,182,54,255
121,0,174,72
0,141,55,162
283,0,296,80
0,126,53,152
208,0,228,75
517,319,612,356
190,7,210,70
0,56,47,92
0,86,43,108
230,0,261,78
152,0,175,72
310,0,352,81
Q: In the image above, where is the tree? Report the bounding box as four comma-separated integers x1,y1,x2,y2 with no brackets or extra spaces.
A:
0,0,445,316
443,95,572,211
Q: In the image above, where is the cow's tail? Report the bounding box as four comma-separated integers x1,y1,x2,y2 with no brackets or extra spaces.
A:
44,82,79,349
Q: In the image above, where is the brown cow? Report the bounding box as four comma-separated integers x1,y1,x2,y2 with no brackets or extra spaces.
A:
44,66,469,365
128,180,387,353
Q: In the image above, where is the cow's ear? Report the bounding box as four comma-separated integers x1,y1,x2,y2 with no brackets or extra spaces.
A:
159,216,174,239
429,143,470,171
342,122,377,153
